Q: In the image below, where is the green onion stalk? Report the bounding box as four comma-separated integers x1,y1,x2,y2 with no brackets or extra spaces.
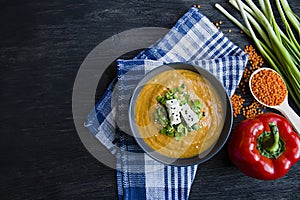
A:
215,0,300,111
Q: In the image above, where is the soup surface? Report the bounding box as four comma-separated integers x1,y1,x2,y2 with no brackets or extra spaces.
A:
135,69,224,158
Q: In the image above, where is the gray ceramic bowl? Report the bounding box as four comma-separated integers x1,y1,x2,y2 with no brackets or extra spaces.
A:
128,63,233,166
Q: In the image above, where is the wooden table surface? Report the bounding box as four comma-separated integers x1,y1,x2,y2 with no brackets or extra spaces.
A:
1,0,299,199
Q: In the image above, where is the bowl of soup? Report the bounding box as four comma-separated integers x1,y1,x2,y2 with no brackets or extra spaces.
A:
128,63,233,166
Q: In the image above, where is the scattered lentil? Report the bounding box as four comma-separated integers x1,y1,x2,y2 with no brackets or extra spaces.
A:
239,45,264,94
243,101,264,119
230,94,245,117
231,45,266,119
250,69,287,106
213,20,223,29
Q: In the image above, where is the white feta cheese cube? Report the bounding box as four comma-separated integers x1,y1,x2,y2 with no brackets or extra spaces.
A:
166,99,181,125
180,103,199,127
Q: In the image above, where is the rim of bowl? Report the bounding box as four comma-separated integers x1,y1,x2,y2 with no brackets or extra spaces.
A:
128,62,233,166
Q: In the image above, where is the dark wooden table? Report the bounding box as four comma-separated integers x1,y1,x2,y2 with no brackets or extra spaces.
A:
1,0,299,199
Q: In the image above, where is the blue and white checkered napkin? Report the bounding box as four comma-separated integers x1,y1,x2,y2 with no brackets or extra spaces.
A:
86,7,248,200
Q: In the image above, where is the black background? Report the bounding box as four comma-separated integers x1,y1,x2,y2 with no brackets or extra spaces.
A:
1,0,299,199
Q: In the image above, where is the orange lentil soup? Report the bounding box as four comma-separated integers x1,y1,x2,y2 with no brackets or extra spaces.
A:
135,69,225,158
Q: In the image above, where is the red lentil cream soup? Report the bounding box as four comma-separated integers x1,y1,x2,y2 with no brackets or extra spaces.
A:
135,69,224,158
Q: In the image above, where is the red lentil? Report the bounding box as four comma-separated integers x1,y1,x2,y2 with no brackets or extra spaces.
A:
240,45,264,94
230,94,245,117
231,45,266,119
242,101,264,119
250,69,287,106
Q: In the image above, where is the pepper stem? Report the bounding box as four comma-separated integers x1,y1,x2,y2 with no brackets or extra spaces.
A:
266,122,280,153
257,122,285,159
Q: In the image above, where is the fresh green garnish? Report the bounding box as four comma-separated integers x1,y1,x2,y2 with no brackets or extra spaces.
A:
181,83,186,89
192,124,201,131
193,99,202,109
166,125,175,137
176,124,185,136
165,92,173,100
174,136,184,141
173,93,179,100
197,112,203,120
160,128,167,135
154,84,204,141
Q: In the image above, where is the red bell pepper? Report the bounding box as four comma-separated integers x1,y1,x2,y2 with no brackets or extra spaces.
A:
228,112,300,180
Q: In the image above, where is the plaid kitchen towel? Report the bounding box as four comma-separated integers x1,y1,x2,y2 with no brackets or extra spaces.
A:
85,7,248,200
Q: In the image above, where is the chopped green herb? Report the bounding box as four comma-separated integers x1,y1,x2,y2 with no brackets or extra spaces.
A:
155,83,204,140
156,95,162,102
167,125,173,131
160,98,166,106
157,107,161,116
180,99,187,105
193,99,202,109
167,131,175,137
177,86,183,94
165,92,173,100
161,115,167,122
192,124,200,131
175,136,184,141
181,83,186,89
197,112,203,120
191,104,200,113
153,113,159,121
160,128,167,134
177,124,185,134
159,119,166,126
173,93,179,100
184,93,190,100
187,100,193,107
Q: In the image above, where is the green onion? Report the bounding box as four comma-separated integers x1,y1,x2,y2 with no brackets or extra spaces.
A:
161,98,166,106
159,119,165,126
193,99,202,109
157,107,161,116
167,131,175,137
215,0,300,110
156,96,162,102
175,136,184,141
165,92,173,100
192,124,201,131
160,128,167,134
153,113,159,121
172,88,177,93
197,112,203,120
177,86,183,94
181,83,186,89
173,93,179,100
180,99,187,105
177,124,185,135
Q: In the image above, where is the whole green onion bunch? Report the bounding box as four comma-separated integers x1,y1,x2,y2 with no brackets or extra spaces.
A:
215,0,300,111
